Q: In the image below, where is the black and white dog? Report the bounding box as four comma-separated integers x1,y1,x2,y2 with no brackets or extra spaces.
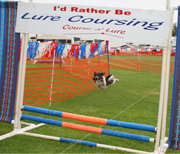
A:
93,72,119,90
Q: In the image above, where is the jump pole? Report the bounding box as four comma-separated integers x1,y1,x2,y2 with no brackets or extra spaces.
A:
22,105,156,132
22,132,153,154
21,114,155,143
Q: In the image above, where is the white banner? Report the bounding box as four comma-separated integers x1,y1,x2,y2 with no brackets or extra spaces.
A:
15,2,172,46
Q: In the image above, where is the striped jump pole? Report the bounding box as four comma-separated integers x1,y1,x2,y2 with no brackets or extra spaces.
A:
21,114,155,143
22,132,153,154
22,105,156,132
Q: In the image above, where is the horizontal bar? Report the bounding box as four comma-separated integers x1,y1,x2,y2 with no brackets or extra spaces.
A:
22,132,153,154
21,114,155,143
22,105,156,132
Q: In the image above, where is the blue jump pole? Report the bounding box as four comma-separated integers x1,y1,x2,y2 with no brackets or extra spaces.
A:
21,114,155,143
22,105,156,132
168,6,180,150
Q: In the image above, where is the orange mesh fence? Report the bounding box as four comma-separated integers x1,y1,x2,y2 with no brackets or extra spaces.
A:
21,58,109,107
16,54,175,108
108,58,138,71
139,60,174,74
90,57,138,71
94,57,174,75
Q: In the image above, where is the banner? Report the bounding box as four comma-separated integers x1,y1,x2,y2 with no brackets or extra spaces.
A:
0,2,20,123
168,6,180,150
15,2,172,46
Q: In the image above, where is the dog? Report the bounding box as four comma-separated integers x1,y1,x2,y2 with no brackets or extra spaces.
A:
93,72,119,90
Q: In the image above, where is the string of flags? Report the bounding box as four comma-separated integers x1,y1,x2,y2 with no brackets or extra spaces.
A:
26,41,107,60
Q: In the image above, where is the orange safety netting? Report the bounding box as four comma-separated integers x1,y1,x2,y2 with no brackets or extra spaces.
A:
93,57,174,75
20,58,109,107
139,60,174,74
16,54,175,109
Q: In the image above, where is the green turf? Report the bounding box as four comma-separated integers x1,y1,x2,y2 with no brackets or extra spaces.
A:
0,64,177,153
26,62,50,68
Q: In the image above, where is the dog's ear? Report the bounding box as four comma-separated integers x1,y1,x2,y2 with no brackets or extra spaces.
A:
99,73,103,76
99,76,103,80
94,72,97,76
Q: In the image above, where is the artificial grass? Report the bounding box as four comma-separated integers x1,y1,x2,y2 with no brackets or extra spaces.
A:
0,67,177,153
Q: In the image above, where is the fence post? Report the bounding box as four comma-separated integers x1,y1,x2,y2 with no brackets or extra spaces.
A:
137,60,141,72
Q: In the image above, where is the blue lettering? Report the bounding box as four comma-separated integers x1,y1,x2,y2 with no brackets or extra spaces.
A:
32,15,44,20
106,19,115,24
114,20,127,25
21,13,61,21
68,15,83,22
133,21,148,27
43,16,51,20
82,18,93,23
51,16,61,21
21,13,31,19
94,19,107,24
144,22,164,30
126,18,136,25
106,19,127,25
21,13,164,31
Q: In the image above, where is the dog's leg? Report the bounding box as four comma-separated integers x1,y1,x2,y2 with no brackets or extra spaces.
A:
102,76,106,86
108,78,119,86
107,75,114,81
112,78,119,84
95,80,99,88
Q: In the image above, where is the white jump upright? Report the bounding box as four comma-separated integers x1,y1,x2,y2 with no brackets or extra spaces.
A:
154,1,175,153
0,1,179,154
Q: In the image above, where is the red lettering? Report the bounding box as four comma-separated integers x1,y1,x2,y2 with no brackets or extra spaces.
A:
63,7,111,14
71,7,78,12
79,9,86,12
106,28,111,32
63,24,69,29
121,31,126,34
106,28,126,34
106,10,111,14
54,6,66,11
60,7,66,11
91,8,97,13
63,24,92,31
99,10,105,14
115,10,131,15
124,11,131,15
86,8,90,13
115,10,123,15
